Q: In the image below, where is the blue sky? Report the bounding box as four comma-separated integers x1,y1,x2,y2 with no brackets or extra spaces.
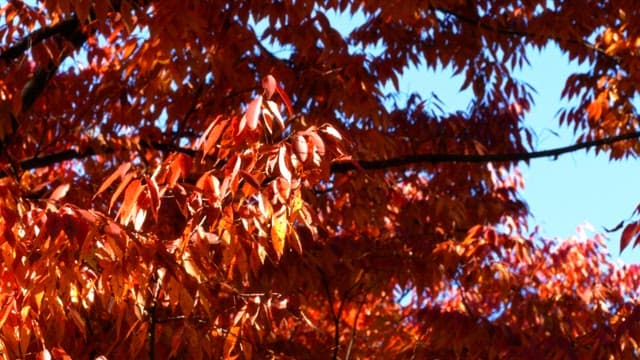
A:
402,44,640,264
322,9,640,264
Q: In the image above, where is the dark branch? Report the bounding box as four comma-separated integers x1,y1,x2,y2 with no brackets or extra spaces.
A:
5,131,639,178
330,130,640,172
0,15,88,113
0,17,81,63
15,141,195,172
436,7,619,65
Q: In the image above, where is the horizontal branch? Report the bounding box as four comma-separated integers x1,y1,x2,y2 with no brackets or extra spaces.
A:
6,131,639,178
16,141,195,171
330,130,640,172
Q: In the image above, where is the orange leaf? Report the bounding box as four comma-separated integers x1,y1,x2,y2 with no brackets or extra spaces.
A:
117,179,144,225
144,176,160,221
95,162,131,199
200,117,228,155
109,171,135,212
0,297,15,329
239,170,261,190
49,183,70,201
307,130,325,156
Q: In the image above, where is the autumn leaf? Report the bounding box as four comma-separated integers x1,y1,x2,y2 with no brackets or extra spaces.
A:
3,1,640,358
271,208,287,258
245,95,263,130
262,74,277,99
94,162,132,199
620,221,640,252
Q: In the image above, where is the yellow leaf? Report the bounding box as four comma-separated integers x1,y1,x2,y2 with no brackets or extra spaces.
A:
271,210,287,258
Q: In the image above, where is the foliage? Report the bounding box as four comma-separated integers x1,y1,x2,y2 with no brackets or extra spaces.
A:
1,0,640,358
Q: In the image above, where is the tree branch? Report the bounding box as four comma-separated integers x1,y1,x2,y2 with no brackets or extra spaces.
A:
3,130,638,178
0,17,81,63
436,7,619,65
330,130,640,172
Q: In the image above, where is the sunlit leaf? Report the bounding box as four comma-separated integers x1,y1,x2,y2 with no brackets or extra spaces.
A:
271,209,287,258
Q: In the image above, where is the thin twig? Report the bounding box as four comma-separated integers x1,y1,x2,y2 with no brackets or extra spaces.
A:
318,267,341,360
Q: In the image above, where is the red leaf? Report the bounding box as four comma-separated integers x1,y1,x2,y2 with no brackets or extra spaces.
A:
168,153,192,186
275,83,294,117
621,222,640,252
145,176,160,221
262,74,277,99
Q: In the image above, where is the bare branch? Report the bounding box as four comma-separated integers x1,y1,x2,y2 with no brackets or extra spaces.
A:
331,130,640,172
4,130,638,179
436,7,619,65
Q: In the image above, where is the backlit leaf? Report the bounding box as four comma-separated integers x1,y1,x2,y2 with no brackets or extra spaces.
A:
271,209,287,258
245,95,263,130
262,74,277,99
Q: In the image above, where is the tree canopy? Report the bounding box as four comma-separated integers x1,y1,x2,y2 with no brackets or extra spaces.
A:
1,0,640,358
